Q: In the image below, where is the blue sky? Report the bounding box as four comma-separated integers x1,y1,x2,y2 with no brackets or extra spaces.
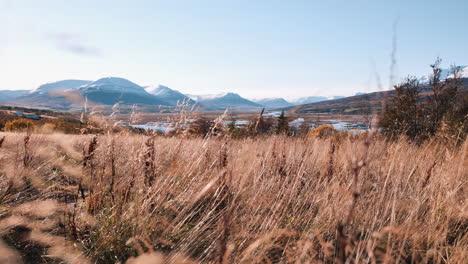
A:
0,0,467,99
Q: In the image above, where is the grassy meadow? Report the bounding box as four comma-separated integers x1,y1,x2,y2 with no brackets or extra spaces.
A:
0,131,466,263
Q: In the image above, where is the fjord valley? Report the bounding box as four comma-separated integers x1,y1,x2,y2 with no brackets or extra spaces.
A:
1,1,468,263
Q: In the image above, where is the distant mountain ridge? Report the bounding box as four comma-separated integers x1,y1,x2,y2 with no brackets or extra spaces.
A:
79,77,146,94
77,77,170,106
2,78,262,110
5,78,170,110
146,85,195,105
7,80,94,110
252,98,293,109
0,90,29,102
250,96,349,109
3,79,462,111
30,79,92,94
4,65,465,112
0,77,349,111
190,92,262,110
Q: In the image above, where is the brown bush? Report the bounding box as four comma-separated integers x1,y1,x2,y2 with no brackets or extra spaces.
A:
307,125,338,138
4,119,37,132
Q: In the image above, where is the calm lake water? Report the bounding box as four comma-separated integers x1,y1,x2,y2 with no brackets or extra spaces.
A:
130,118,369,133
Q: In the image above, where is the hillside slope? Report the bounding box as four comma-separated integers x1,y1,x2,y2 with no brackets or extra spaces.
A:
289,78,468,114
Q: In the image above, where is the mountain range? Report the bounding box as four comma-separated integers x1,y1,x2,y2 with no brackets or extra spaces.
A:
0,90,29,101
0,77,345,111
1,66,466,111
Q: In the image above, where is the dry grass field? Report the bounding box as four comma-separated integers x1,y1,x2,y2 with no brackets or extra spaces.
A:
0,132,466,263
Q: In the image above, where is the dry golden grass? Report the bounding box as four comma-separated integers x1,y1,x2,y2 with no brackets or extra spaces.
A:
0,132,466,263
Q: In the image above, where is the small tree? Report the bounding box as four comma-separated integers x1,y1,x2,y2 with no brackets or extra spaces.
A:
4,119,37,132
276,111,289,135
186,117,212,137
380,58,466,142
426,59,463,135
379,77,425,140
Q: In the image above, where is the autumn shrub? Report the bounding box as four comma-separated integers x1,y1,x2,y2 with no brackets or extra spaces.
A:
186,117,212,137
307,125,338,138
4,118,37,132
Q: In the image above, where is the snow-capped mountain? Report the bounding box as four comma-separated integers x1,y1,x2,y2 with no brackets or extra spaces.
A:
187,93,229,101
77,77,170,106
189,92,262,110
78,77,147,95
419,65,468,84
6,79,94,109
145,85,195,105
252,98,293,108
0,76,387,111
5,77,171,109
0,90,29,102
30,79,92,95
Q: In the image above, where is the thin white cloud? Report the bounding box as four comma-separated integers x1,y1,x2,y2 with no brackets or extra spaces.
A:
48,32,101,57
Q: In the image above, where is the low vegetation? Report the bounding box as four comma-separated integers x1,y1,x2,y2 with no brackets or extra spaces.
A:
3,119,37,133
0,131,466,263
